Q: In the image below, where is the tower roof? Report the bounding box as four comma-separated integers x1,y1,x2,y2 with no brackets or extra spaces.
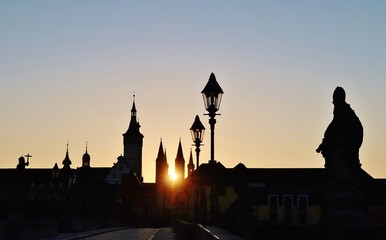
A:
124,94,143,137
156,139,165,161
82,142,90,162
175,139,185,163
188,149,194,168
62,143,72,168
131,94,137,113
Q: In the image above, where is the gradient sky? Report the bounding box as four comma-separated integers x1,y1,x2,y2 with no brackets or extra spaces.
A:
1,1,386,182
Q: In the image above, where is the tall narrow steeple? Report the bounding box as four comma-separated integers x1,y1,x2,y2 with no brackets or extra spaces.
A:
175,139,185,180
130,94,137,124
187,148,195,177
123,94,144,182
125,94,140,134
156,139,165,162
156,139,169,184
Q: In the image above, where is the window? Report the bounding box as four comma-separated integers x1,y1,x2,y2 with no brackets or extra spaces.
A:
268,195,278,223
283,195,293,224
298,195,308,224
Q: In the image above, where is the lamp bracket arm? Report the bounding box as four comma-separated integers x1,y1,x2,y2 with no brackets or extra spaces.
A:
203,113,221,116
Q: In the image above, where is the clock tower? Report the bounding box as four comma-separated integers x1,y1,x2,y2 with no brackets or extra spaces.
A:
123,95,144,182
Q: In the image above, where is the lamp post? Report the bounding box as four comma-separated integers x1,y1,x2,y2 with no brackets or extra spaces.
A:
201,73,224,164
190,115,205,222
201,72,224,224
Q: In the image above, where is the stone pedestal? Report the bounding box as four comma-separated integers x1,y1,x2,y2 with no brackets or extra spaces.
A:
320,191,372,240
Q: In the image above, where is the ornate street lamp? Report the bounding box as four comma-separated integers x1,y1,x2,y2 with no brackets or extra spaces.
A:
201,72,223,224
201,73,224,164
190,115,205,222
190,115,205,168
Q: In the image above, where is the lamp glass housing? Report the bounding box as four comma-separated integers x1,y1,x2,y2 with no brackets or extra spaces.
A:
190,115,205,142
201,73,224,112
202,92,223,111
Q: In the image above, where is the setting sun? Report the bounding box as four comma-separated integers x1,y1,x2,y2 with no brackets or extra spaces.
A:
170,171,177,182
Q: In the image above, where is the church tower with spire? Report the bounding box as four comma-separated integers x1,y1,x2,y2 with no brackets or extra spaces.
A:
155,139,169,185
59,143,76,186
82,142,91,168
175,139,185,180
62,143,72,170
123,94,144,182
155,139,170,220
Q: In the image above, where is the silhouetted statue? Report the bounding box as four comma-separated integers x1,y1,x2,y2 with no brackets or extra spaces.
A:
317,87,372,240
316,87,364,191
17,156,29,171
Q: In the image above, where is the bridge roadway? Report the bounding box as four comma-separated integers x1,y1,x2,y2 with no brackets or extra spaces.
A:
44,227,176,240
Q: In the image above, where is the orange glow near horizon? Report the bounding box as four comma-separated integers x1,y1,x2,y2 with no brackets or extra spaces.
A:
169,170,177,182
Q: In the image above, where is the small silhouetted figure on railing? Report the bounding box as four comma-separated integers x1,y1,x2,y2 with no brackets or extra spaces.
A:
17,155,30,171
316,86,363,191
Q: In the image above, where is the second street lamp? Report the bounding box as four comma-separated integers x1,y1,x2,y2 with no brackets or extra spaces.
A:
190,115,205,222
190,115,205,168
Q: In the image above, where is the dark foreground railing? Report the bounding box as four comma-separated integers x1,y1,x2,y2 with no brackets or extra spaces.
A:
172,219,244,240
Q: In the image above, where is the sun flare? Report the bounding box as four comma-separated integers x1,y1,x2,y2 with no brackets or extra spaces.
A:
170,172,177,181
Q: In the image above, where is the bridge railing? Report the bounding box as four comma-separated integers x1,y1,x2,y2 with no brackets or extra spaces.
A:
173,219,242,240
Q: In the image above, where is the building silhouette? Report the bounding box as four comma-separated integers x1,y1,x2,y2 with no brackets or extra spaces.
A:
123,95,144,182
106,95,144,184
2,94,386,239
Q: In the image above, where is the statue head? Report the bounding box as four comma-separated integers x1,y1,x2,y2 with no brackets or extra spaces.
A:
18,156,25,164
333,86,346,104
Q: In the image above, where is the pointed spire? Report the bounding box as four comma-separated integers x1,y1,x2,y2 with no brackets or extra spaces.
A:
188,148,194,166
62,141,72,167
187,148,195,176
176,138,184,160
156,138,169,184
175,139,185,179
124,93,142,136
131,93,137,114
156,139,165,161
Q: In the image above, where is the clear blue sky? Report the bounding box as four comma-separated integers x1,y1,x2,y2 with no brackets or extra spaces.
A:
1,1,386,182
